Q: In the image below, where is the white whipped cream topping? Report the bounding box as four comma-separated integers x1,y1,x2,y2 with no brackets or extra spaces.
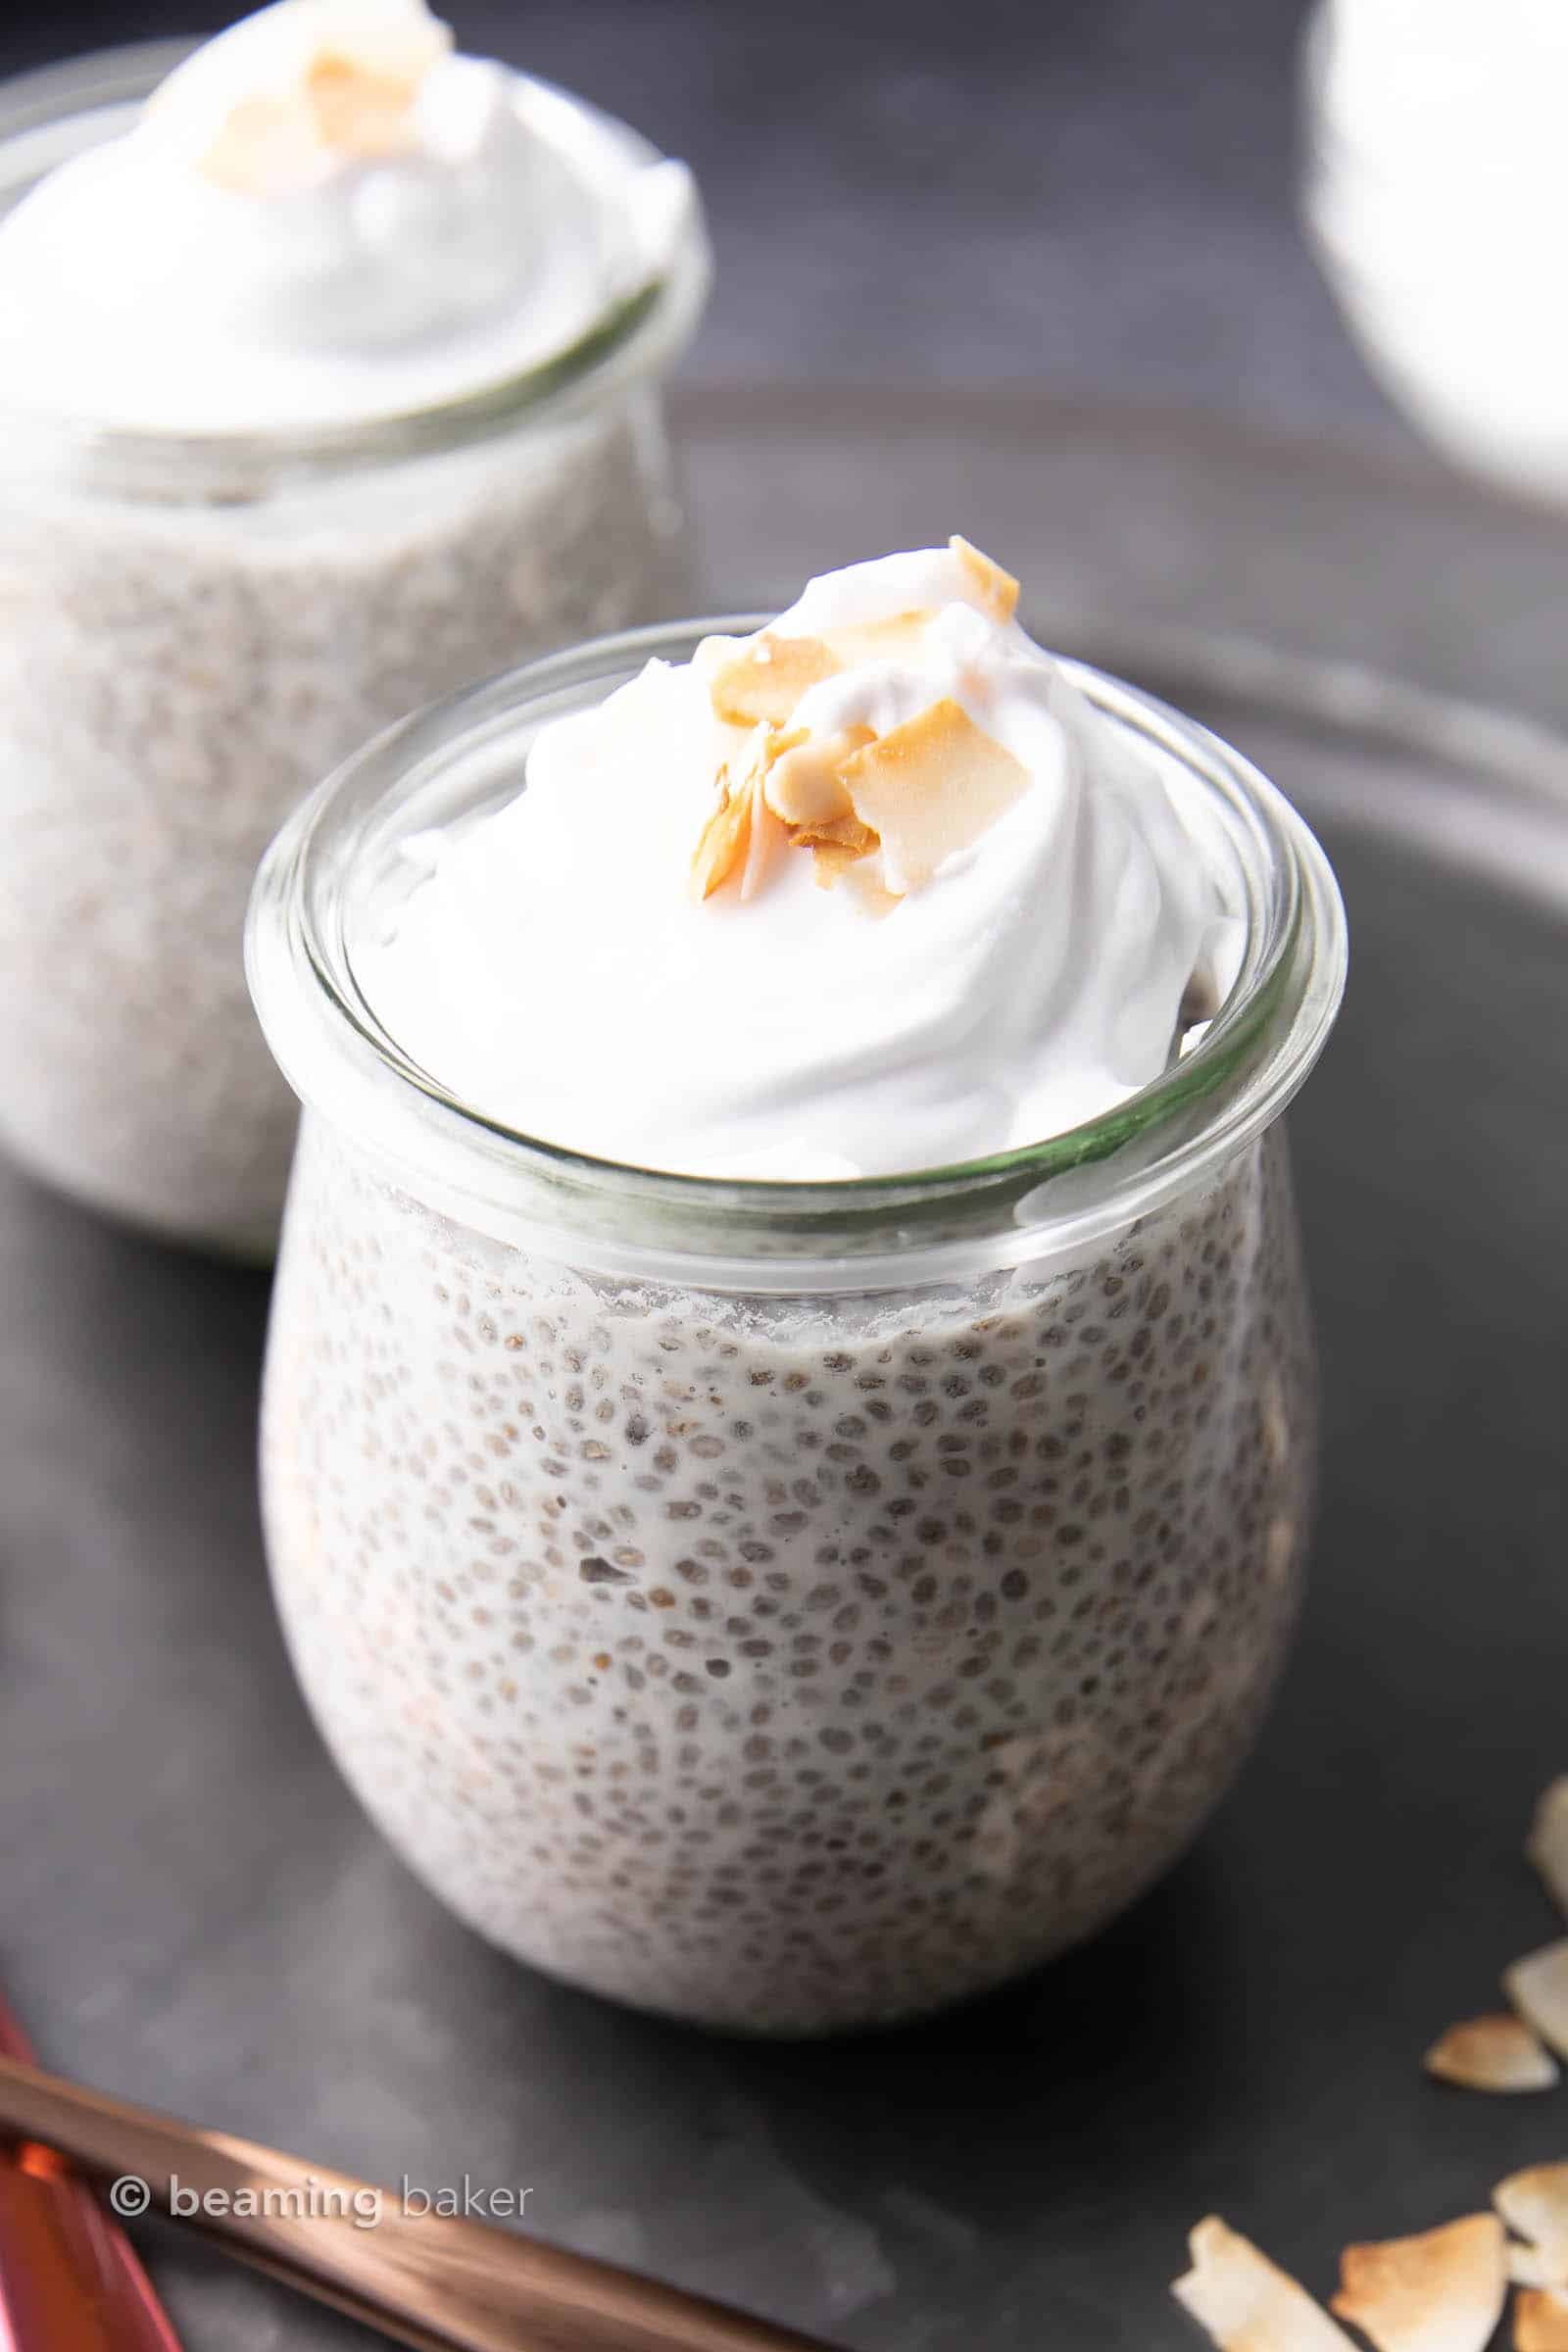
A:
360,547,1237,1182
1309,0,1568,496
0,0,696,434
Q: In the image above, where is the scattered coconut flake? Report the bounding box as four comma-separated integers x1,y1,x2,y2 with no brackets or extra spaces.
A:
1172,2217,1358,2351
1495,2167,1568,2287
1425,2014,1560,2094
1517,2288,1568,2349
1506,1942,1568,2060
840,698,1029,894
1330,2214,1505,2352
1514,2246,1563,2291
709,635,841,728
1530,1782,1568,1920
951,535,1020,622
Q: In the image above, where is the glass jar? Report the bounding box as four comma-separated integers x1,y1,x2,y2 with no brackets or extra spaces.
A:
0,43,709,1257
247,623,1347,2034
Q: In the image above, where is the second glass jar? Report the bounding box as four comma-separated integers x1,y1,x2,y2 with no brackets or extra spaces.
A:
0,44,709,1255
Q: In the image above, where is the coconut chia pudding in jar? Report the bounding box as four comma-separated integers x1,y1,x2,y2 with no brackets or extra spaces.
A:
0,0,708,1254
248,541,1347,2034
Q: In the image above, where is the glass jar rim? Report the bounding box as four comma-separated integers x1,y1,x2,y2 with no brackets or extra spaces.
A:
0,39,710,496
247,618,1348,1291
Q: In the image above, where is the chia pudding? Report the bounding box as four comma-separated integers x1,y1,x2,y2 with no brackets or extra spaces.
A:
0,5,708,1254
248,550,1347,2032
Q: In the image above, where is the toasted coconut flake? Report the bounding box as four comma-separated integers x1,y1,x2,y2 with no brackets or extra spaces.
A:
793,813,881,892
1515,2247,1562,2291
819,612,933,667
709,634,841,728
739,770,783,902
200,98,318,192
1506,1940,1568,2059
305,54,425,156
1495,2167,1568,2286
841,698,1029,893
689,762,753,903
834,859,901,916
690,726,797,902
791,813,880,856
198,9,448,190
1172,2217,1357,2351
311,1,454,86
810,841,869,890
950,534,1020,622
763,728,875,828
1518,2290,1568,2350
1330,2214,1505,2352
1530,1781,1568,1919
1425,2013,1560,2093
691,631,748,684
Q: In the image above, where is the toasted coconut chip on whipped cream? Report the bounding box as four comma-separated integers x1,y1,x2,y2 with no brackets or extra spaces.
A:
791,810,880,861
1173,2218,1357,2350
763,726,876,829
688,762,753,903
187,0,454,192
303,52,433,158
689,725,798,903
697,538,1030,900
951,533,1020,621
821,611,935,666
1330,2215,1506,2352
837,696,1030,893
1495,2167,1568,2288
710,634,844,729
1424,2013,1560,2093
1530,1782,1568,1919
1505,1941,1568,2060
1517,2288,1568,2349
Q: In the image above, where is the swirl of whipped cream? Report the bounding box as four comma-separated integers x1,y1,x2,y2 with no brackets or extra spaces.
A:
359,544,1238,1182
0,0,698,433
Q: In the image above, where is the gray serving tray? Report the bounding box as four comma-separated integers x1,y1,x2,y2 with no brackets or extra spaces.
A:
6,390,1568,2350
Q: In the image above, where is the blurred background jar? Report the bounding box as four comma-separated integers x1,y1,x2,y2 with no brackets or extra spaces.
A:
0,28,709,1259
1304,0,1568,504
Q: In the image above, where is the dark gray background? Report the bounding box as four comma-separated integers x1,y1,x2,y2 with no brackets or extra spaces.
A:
0,0,1407,450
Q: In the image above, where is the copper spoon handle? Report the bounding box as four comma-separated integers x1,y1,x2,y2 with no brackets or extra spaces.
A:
0,1998,183,2352
0,2053,838,2352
